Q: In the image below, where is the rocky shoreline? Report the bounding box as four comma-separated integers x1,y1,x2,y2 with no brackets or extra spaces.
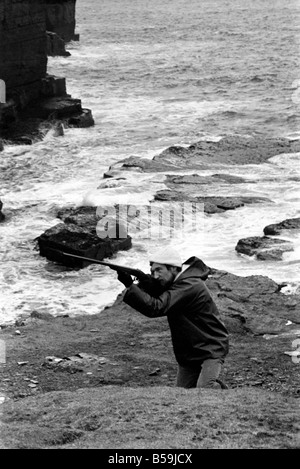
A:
36,136,300,266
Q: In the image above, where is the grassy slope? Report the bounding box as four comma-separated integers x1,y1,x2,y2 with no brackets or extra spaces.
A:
1,386,299,449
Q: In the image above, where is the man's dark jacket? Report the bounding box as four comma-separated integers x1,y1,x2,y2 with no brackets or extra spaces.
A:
123,257,229,368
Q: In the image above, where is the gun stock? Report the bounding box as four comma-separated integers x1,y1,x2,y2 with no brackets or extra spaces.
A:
61,251,146,279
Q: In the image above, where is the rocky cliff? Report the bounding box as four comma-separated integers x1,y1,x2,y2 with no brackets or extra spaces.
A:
0,0,48,117
45,0,79,42
0,0,93,146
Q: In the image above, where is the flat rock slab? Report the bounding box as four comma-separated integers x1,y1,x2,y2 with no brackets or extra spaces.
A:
37,206,132,268
153,136,300,166
103,156,193,177
264,218,300,235
154,190,270,214
105,137,300,175
166,173,249,186
235,236,294,261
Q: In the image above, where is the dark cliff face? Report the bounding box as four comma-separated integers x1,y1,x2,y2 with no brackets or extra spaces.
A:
0,0,93,145
0,0,48,110
45,0,78,42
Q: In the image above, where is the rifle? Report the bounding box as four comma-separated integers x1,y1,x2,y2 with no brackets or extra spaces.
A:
61,251,147,280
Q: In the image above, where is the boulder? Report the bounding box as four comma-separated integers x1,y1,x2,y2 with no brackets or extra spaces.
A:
30,311,54,321
235,236,294,261
264,218,300,235
37,206,132,268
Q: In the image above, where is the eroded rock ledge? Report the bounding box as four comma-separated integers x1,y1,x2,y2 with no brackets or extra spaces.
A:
106,137,300,175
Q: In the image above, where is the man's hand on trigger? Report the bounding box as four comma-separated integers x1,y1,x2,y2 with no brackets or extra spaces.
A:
117,271,133,288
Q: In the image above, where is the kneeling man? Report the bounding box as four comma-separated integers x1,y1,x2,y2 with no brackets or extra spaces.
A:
117,247,229,389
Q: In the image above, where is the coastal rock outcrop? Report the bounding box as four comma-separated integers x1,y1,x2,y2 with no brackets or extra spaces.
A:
105,137,300,174
45,0,79,57
0,0,93,146
37,206,132,268
206,268,300,334
264,218,300,236
235,236,294,261
46,31,71,57
0,1,47,113
153,136,300,166
45,0,79,42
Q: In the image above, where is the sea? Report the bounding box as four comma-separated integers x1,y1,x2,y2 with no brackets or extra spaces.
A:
0,0,300,325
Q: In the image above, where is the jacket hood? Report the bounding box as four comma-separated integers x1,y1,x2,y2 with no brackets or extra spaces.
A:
178,256,211,281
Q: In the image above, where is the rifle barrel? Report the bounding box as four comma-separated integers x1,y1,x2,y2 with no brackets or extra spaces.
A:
61,251,145,278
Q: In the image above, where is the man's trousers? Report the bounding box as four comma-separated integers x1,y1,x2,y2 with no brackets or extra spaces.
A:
176,358,226,389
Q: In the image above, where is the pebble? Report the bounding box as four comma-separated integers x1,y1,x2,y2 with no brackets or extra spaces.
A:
149,368,161,376
14,330,21,335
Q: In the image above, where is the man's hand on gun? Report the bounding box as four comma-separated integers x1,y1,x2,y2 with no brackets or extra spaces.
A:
117,271,133,288
117,271,151,289
117,270,166,298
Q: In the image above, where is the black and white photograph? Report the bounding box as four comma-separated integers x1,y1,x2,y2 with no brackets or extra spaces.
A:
0,0,299,452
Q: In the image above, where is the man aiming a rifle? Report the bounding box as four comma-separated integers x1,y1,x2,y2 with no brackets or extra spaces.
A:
117,247,229,389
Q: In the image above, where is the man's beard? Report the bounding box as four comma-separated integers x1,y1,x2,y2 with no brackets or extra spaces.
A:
159,273,176,290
